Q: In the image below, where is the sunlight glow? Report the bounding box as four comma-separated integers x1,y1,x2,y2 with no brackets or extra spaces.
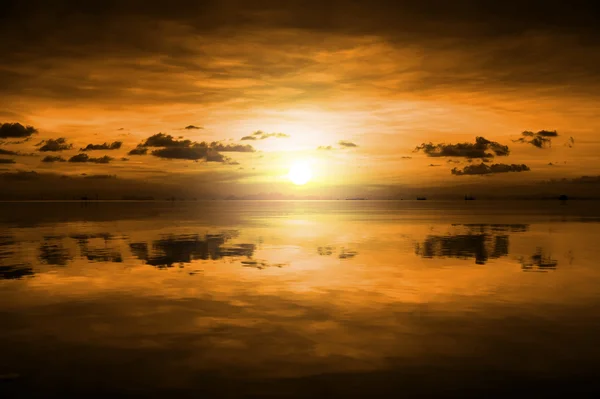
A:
287,162,313,185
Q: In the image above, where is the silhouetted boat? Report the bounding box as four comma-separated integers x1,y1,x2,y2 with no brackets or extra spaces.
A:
416,197,427,200
464,195,476,200
559,195,569,201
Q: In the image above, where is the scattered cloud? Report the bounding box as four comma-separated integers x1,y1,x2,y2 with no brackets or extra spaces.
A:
133,133,254,162
513,130,558,148
128,147,148,155
241,130,290,140
317,145,334,150
451,163,530,175
0,148,18,156
68,154,113,164
151,147,226,162
42,155,66,163
0,171,39,180
80,141,122,151
0,158,15,164
338,140,358,148
141,133,192,147
36,138,73,152
429,163,441,167
415,136,509,159
0,123,37,139
401,156,413,159
184,125,203,130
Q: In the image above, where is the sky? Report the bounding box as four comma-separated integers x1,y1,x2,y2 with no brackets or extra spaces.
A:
1,0,599,199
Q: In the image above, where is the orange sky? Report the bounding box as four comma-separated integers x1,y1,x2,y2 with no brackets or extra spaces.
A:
1,1,600,199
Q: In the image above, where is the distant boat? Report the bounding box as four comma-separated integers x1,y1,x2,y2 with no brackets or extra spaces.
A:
346,197,367,200
416,197,427,200
464,195,476,200
559,194,569,201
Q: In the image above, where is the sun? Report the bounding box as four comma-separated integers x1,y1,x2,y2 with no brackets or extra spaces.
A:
287,162,312,185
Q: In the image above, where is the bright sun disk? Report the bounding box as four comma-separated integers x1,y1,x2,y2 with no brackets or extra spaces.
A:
287,162,312,185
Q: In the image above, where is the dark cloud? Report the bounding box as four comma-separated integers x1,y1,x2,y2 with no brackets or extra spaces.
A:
513,130,558,148
128,147,148,155
120,157,129,161
184,125,202,130
429,164,441,167
135,133,253,161
241,130,290,141
80,141,122,151
414,136,509,159
451,163,530,175
0,171,39,180
36,138,73,152
151,146,225,162
338,140,358,148
0,148,18,156
141,133,193,147
0,122,37,139
83,174,117,179
68,154,113,163
210,142,254,152
42,155,67,163
0,158,16,164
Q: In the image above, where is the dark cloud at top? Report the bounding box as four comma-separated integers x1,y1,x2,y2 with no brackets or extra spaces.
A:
415,137,509,159
241,131,290,141
513,130,558,148
0,148,19,156
184,125,202,130
0,123,37,139
36,138,73,152
80,141,122,151
451,163,530,176
338,140,358,148
134,133,254,162
141,133,192,148
42,155,66,163
68,154,113,164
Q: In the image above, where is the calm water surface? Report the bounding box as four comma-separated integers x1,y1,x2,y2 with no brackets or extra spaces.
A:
2,200,600,398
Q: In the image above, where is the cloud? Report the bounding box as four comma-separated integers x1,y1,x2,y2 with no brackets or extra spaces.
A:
209,142,255,152
184,125,203,130
0,148,19,156
241,130,290,140
68,154,113,163
42,155,66,163
513,130,558,148
0,171,39,181
415,136,509,159
135,133,254,162
0,158,15,164
36,138,73,152
140,133,192,147
83,174,117,179
128,147,148,155
317,145,333,150
338,140,358,148
0,122,37,139
151,146,226,162
80,141,122,151
451,163,530,175
401,156,413,159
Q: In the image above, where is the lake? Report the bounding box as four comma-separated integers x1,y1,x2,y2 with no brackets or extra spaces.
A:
2,200,600,397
